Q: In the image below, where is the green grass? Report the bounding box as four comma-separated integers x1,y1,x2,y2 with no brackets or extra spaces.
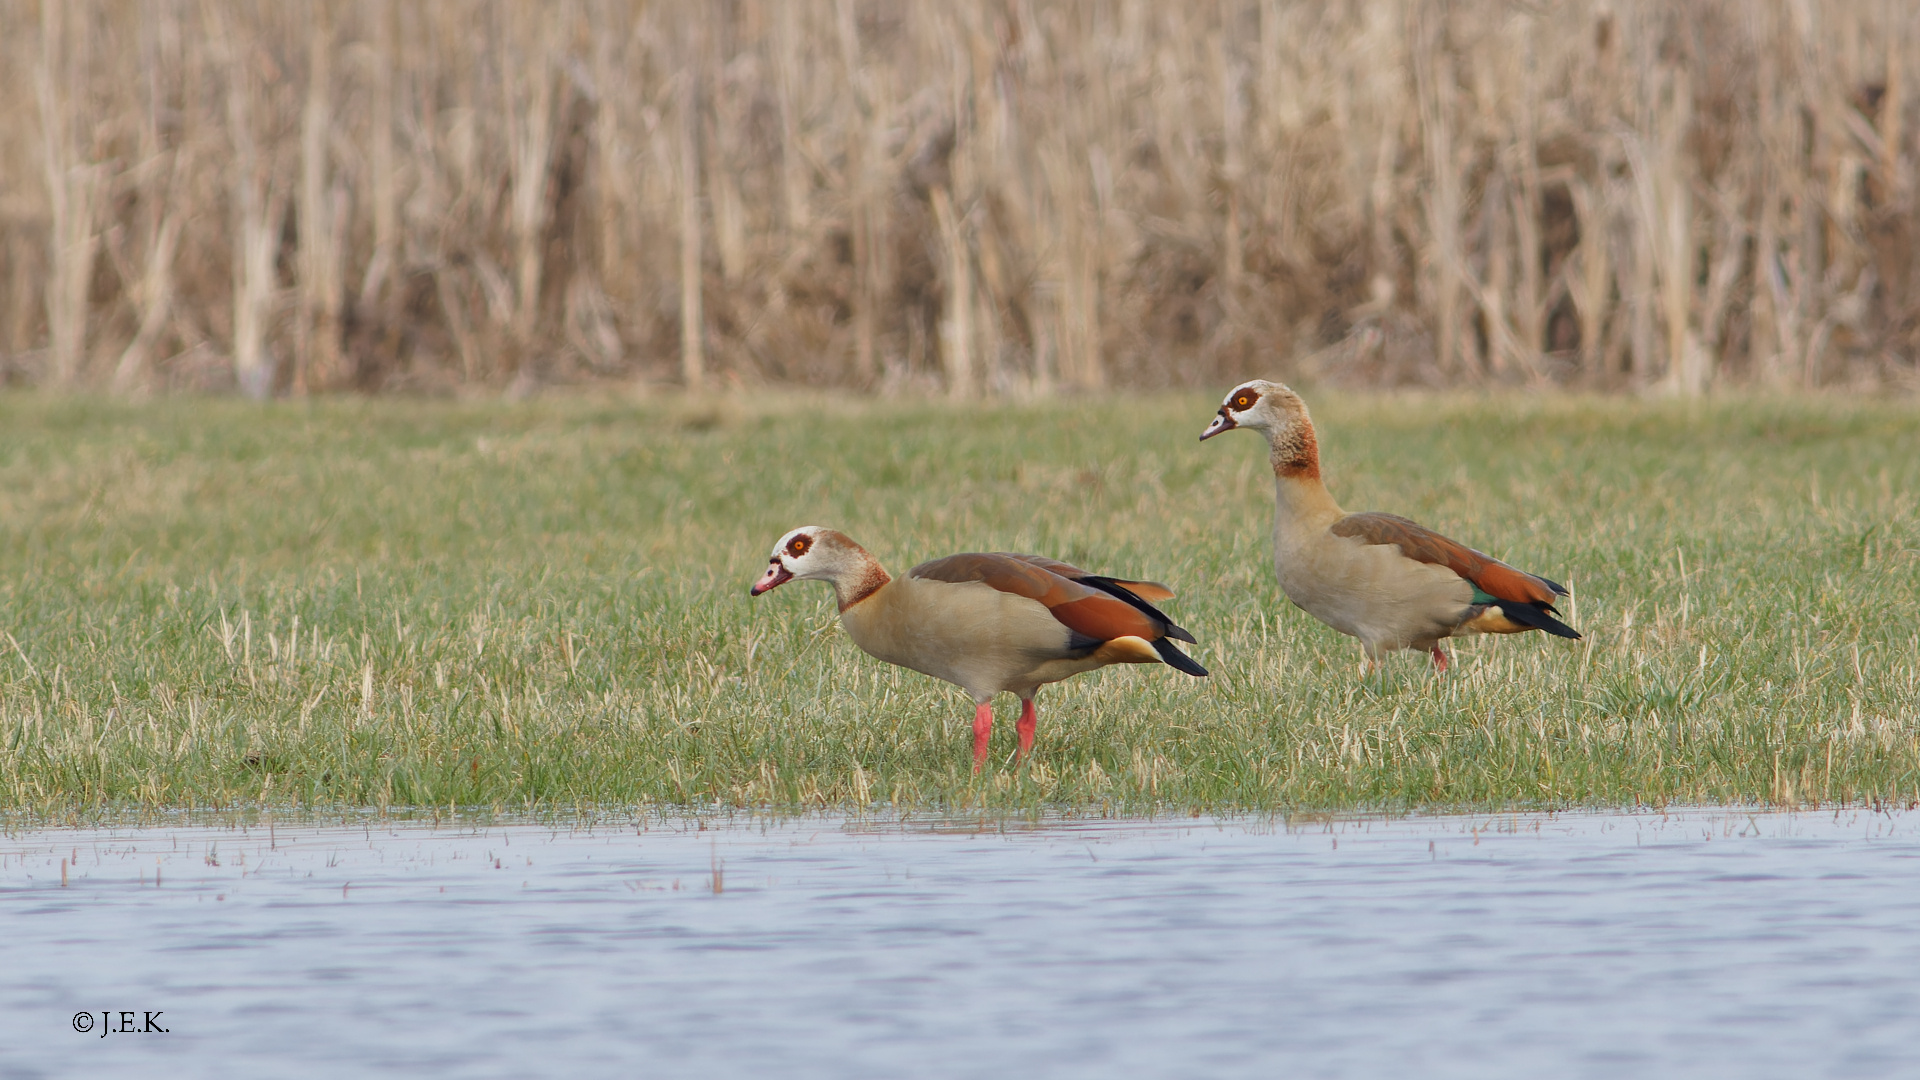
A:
1,390,1917,818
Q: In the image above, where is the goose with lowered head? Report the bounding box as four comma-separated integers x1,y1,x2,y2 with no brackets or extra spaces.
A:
750,527,1207,770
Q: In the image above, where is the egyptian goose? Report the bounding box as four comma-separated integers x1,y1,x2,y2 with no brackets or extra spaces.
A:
750,527,1207,770
1199,381,1579,670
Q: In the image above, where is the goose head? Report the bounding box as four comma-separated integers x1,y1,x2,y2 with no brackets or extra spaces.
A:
1200,380,1320,478
1199,380,1307,441
750,526,870,597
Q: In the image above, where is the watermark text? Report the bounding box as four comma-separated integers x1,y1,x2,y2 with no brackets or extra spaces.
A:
72,1011,168,1037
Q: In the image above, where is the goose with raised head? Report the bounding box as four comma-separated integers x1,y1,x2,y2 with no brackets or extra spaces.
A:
1199,381,1579,671
750,527,1207,769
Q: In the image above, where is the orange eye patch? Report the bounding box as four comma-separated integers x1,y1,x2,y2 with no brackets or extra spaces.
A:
1231,388,1260,410
786,534,813,557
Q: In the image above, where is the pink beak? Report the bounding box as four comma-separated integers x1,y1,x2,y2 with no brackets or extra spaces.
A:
1199,410,1236,441
750,559,793,596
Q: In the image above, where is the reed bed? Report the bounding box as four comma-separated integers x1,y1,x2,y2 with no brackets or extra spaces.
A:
1,1,1915,398
0,392,1915,817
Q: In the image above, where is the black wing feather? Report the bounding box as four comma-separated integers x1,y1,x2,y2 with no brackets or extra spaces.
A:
1080,576,1199,644
1150,637,1209,677
1495,601,1582,640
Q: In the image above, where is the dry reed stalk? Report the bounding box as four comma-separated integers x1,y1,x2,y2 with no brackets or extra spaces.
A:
705,51,748,291
295,0,342,395
34,0,102,388
1564,177,1611,380
846,114,878,385
0,0,1914,396
1641,64,1704,396
502,2,560,382
1217,9,1245,295
677,62,704,390
831,0,876,384
1508,20,1549,374
1617,14,1662,391
1789,1,1828,389
1415,4,1468,381
1695,183,1749,380
109,152,185,395
773,1,810,235
358,0,397,319
1041,143,1102,393
1884,0,1906,198
1749,1,1789,385
586,4,632,311
930,183,974,399
107,1,185,394
210,3,286,401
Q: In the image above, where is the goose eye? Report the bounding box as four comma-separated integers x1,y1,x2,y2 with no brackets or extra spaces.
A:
786,535,812,558
1232,389,1259,410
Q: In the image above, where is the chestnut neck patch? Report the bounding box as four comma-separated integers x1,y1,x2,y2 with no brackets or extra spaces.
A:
840,564,892,611
1270,421,1321,480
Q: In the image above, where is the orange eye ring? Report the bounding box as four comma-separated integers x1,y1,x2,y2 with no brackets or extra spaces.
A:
1232,390,1258,410
786,535,813,557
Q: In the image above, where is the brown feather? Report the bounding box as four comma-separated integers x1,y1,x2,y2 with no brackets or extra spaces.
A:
909,553,1166,643
1046,595,1164,643
999,553,1178,602
998,553,1092,580
910,553,1069,603
1330,512,1560,606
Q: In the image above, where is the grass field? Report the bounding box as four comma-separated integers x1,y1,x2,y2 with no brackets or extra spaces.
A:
1,391,1917,819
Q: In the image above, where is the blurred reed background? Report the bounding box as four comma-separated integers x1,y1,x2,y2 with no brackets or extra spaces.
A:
2,1,1914,399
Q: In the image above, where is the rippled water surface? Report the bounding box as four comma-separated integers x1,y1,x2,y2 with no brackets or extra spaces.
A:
3,809,1918,1079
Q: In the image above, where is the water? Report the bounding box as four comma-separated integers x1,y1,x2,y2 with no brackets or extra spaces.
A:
2,809,1917,1079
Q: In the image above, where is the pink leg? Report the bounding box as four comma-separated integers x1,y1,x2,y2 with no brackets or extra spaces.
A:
1015,698,1038,761
972,701,995,773
1430,645,1450,674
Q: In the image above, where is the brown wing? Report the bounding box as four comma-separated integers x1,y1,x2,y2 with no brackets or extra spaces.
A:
909,552,1167,642
1330,512,1562,606
996,553,1091,580
998,553,1176,602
